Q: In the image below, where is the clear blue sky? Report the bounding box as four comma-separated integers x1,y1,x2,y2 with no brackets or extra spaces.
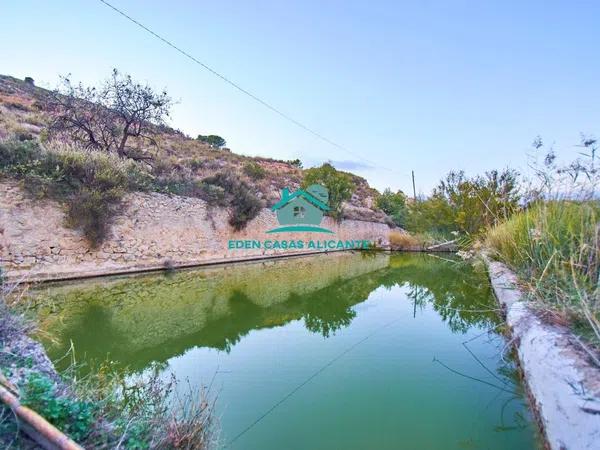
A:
2,1,599,193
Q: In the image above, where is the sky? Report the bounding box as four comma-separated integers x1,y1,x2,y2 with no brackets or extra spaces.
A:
2,0,599,193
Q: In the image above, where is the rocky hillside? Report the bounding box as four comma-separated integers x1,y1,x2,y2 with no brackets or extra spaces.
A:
0,74,387,223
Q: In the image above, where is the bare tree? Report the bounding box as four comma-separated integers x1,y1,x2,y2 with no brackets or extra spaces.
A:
45,69,172,160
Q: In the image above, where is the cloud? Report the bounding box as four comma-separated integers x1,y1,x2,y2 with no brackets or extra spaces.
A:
330,160,374,171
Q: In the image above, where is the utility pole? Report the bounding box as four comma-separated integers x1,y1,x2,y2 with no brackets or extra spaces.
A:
411,170,417,202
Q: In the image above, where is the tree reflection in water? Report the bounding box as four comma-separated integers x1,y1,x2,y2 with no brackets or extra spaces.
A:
34,253,500,373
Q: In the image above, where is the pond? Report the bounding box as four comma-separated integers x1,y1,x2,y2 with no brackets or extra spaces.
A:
30,252,540,449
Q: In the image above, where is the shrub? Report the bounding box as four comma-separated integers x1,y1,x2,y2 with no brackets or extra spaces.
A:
189,158,204,170
0,139,41,170
302,163,355,221
229,188,263,230
65,188,123,247
198,183,227,205
21,372,95,442
0,140,152,246
376,189,408,227
286,159,303,168
204,171,263,229
389,231,421,250
387,231,437,250
405,169,520,238
243,161,266,180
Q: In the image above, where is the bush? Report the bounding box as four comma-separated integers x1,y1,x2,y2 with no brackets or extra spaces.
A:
405,169,520,238
0,140,152,246
189,158,204,170
198,183,227,206
21,373,95,442
204,171,263,229
376,189,408,227
229,188,263,230
302,163,355,221
487,201,600,343
65,188,123,247
243,161,266,180
0,139,41,170
389,231,421,250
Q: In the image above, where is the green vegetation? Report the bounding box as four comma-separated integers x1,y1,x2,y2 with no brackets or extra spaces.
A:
286,158,303,168
197,134,226,148
403,169,520,239
484,137,599,344
0,139,263,243
376,189,408,227
302,163,355,220
243,161,266,179
0,140,151,246
382,137,599,346
204,171,263,230
0,281,216,449
21,372,95,441
487,201,599,343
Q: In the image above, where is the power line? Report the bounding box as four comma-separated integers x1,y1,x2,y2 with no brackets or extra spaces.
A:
225,316,401,447
97,0,390,170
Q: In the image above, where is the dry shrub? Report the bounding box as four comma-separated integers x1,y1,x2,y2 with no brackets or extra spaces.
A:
389,231,422,250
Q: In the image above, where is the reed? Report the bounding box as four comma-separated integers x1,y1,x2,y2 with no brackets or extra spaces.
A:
486,200,600,343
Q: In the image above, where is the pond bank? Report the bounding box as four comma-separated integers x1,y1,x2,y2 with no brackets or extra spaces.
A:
486,259,600,450
0,180,392,283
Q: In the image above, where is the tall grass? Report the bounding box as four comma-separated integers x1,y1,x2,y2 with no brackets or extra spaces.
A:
486,201,599,343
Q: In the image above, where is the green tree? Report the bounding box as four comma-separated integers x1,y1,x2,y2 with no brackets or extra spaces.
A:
405,169,520,237
376,188,408,227
286,159,303,168
302,163,355,221
197,134,226,148
243,161,266,179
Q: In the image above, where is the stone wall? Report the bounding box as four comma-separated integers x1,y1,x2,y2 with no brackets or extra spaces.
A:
0,181,392,282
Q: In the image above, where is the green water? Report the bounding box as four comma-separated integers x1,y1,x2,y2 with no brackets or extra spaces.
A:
31,253,540,449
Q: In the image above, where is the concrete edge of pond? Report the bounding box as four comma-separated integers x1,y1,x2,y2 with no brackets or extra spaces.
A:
486,258,600,450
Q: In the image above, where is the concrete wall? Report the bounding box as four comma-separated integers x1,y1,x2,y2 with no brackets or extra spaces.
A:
0,181,392,282
487,259,600,450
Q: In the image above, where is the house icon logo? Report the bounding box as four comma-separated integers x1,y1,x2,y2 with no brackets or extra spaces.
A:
267,184,334,234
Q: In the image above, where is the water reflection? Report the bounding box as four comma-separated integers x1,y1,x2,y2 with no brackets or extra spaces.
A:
29,252,539,450
32,253,498,373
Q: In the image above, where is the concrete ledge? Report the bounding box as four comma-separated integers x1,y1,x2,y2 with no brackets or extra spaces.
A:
487,260,600,450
